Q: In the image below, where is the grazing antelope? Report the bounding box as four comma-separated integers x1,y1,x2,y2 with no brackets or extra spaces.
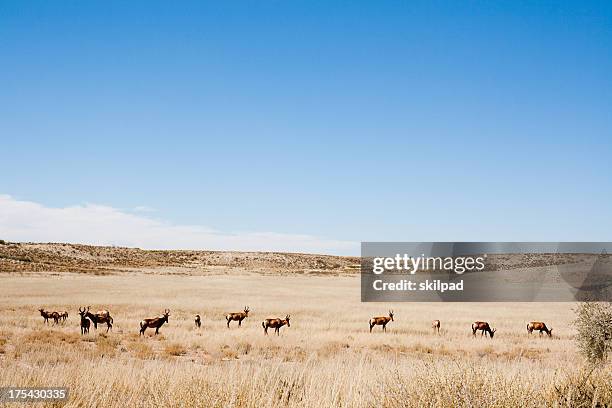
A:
432,319,441,334
527,321,552,337
472,321,496,338
139,309,170,336
262,315,290,335
195,314,201,328
226,306,250,328
38,308,52,324
60,311,68,322
369,310,394,333
85,306,113,333
38,308,60,325
78,307,91,335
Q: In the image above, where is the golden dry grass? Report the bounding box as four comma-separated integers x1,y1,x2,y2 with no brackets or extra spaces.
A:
0,273,610,407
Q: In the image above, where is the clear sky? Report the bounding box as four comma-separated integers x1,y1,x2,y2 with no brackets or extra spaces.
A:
1,1,611,254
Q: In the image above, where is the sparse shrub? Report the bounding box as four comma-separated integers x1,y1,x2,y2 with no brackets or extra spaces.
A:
22,330,80,345
95,335,120,357
502,347,541,361
574,302,612,364
0,254,32,262
0,239,6,245
317,341,350,358
236,341,252,355
220,344,237,359
128,342,154,359
164,343,186,356
286,345,308,362
410,342,434,355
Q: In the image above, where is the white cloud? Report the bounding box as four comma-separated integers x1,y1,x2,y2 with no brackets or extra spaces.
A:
0,195,358,255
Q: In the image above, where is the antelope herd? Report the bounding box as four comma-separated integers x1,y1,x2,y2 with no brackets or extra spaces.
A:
38,308,60,325
36,307,555,340
84,307,113,333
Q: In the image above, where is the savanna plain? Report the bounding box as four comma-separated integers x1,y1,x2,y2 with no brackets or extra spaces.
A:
0,244,610,407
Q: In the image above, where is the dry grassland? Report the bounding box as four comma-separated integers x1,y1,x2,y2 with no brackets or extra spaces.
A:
0,273,610,407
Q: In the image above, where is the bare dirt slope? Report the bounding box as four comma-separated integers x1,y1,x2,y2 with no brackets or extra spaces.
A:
0,242,360,275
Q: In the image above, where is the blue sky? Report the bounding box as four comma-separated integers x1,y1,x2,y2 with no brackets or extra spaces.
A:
1,1,611,254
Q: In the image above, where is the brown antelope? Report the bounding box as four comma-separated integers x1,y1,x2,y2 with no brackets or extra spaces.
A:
527,321,552,337
262,315,290,335
195,314,201,328
369,310,394,333
85,306,113,332
432,319,441,334
226,306,250,328
38,308,60,325
472,321,496,338
78,307,91,335
60,311,68,322
139,309,170,336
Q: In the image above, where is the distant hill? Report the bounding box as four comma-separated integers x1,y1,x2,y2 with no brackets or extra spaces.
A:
2,241,605,279
0,242,361,275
